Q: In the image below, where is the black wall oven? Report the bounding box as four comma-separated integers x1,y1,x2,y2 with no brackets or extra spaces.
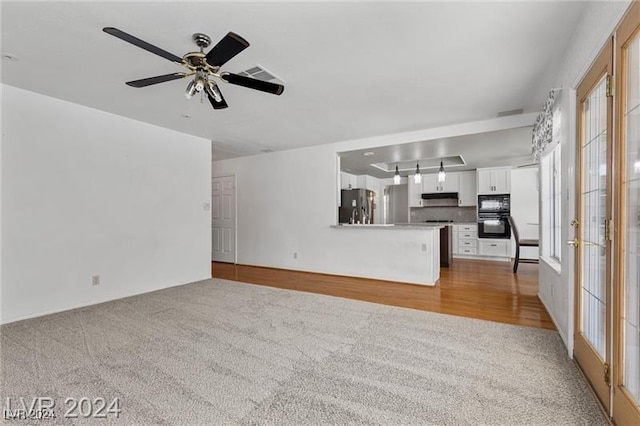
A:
478,214,511,239
477,194,511,239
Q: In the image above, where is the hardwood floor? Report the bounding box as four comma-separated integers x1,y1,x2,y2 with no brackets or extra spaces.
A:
211,259,555,330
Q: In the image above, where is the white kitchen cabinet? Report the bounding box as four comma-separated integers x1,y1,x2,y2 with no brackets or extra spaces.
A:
478,239,510,257
453,224,479,258
408,178,422,207
493,168,510,193
456,224,477,233
452,227,459,254
441,173,459,193
457,171,477,206
458,246,478,256
422,173,459,193
357,174,379,192
340,172,358,190
477,167,511,194
422,174,438,193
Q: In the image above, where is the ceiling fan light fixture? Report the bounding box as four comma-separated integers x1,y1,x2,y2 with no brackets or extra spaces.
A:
414,162,422,184
206,81,223,103
438,161,446,183
194,76,206,93
393,164,401,185
185,80,197,99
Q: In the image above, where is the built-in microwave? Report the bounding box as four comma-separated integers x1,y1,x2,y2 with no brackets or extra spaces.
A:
477,194,510,214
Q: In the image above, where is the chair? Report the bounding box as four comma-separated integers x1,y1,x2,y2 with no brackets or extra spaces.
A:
508,216,539,273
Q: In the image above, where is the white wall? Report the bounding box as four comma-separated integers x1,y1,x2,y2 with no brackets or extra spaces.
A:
510,168,539,260
0,83,3,323
1,85,212,324
213,143,442,284
538,0,632,355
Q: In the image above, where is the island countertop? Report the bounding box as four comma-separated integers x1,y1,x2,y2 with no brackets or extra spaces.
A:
330,224,444,229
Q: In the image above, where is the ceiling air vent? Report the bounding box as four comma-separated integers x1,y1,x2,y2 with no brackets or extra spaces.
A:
237,65,280,82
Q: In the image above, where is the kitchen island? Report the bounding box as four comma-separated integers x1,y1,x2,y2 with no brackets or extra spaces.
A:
329,224,442,286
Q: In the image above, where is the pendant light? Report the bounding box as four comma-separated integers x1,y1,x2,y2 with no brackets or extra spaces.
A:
438,160,446,183
414,162,422,184
393,164,401,184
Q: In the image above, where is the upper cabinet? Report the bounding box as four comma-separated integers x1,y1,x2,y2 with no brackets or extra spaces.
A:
340,172,358,190
408,178,423,207
341,173,381,193
357,175,379,193
477,167,511,194
457,171,477,206
422,173,459,193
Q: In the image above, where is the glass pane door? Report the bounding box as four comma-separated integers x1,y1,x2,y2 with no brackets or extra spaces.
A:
574,37,613,412
623,34,640,406
613,7,640,423
581,76,609,358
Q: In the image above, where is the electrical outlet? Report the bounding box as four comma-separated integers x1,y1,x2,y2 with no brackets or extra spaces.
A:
293,252,298,259
421,244,427,252
92,275,100,286
203,202,211,211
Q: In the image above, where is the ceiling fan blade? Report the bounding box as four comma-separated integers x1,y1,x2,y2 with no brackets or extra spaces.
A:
207,90,228,110
220,73,284,95
205,32,250,67
125,73,188,88
103,27,184,64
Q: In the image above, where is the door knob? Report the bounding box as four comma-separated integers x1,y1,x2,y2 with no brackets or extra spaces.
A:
566,239,579,247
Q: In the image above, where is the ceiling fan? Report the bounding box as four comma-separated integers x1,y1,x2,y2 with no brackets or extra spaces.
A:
102,27,284,110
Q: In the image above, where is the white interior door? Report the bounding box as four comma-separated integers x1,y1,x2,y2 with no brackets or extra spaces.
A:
212,176,236,263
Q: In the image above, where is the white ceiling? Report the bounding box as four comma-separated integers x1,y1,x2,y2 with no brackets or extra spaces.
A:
339,126,535,178
1,2,586,160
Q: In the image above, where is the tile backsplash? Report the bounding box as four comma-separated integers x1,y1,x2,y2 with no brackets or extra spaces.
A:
410,206,477,223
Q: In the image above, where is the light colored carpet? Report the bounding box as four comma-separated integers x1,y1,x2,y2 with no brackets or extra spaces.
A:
1,278,606,425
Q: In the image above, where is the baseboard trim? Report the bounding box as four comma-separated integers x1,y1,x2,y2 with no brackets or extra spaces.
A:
0,274,213,326
538,291,570,356
213,261,437,287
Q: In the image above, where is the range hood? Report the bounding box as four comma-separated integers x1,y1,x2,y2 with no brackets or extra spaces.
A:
421,192,459,200
421,192,459,207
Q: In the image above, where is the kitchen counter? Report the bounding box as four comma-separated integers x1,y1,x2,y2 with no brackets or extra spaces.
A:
331,224,444,229
329,224,441,286
420,221,477,225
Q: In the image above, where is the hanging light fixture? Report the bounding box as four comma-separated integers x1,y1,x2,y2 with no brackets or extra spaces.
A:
414,162,422,184
438,160,446,183
393,164,401,184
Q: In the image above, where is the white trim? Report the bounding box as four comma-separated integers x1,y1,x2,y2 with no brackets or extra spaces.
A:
452,255,510,262
540,256,562,275
538,289,571,358
0,277,210,325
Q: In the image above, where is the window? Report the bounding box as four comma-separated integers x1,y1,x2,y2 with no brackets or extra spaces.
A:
541,144,562,262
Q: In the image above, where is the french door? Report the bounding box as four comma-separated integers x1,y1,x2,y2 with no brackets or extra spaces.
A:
574,38,614,411
613,2,640,424
573,3,640,423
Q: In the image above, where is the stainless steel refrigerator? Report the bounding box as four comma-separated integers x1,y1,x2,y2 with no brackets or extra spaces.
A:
385,184,408,224
339,189,375,224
